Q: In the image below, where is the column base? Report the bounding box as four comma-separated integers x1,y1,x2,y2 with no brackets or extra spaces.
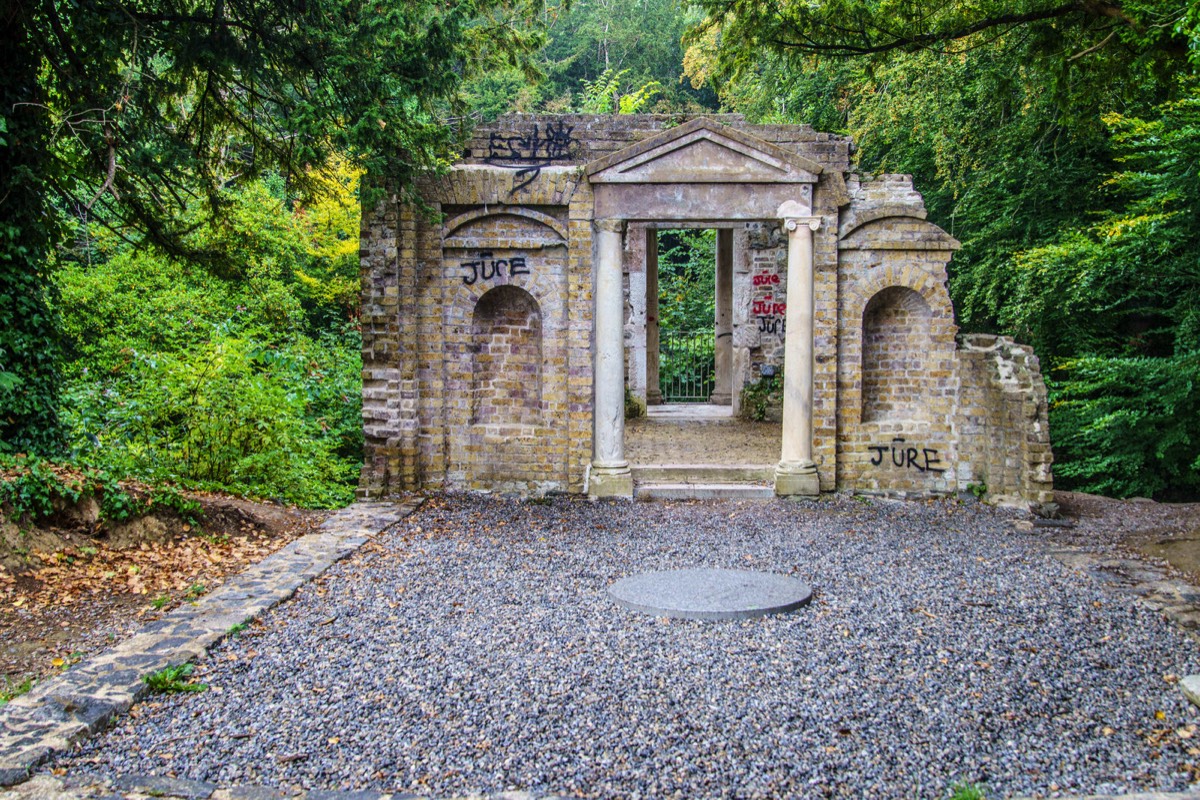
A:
708,392,732,406
646,389,663,406
590,464,634,498
774,461,819,497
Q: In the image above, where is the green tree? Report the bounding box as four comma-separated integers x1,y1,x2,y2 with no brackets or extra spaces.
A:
1026,90,1200,497
1,25,62,454
539,0,701,109
688,0,1194,70
55,174,367,506
1,0,543,453
1004,90,1200,359
657,229,715,333
464,0,718,116
682,0,1200,496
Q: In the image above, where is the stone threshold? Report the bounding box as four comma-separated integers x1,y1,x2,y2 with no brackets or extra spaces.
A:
0,501,422,788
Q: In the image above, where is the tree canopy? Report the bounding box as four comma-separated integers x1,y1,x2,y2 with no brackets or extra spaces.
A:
0,0,543,453
688,0,1196,67
11,0,543,256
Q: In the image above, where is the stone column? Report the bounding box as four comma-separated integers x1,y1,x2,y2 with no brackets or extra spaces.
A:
590,218,634,498
710,228,734,405
645,228,662,406
775,202,822,497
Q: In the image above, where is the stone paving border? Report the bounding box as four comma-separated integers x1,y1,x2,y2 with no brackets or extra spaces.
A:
0,501,421,787
0,775,561,800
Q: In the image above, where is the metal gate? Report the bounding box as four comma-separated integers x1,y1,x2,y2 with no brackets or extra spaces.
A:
659,330,715,403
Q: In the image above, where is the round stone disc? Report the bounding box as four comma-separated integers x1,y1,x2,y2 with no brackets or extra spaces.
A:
608,568,812,621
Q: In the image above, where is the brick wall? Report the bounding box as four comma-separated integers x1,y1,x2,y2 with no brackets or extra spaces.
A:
836,175,962,496
862,287,935,423
359,116,1054,504
471,286,543,426
956,334,1055,505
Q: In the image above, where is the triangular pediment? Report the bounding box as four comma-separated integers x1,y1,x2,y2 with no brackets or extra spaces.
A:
585,118,822,184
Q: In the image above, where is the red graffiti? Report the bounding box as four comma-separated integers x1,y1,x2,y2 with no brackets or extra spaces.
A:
752,273,781,287
752,299,787,316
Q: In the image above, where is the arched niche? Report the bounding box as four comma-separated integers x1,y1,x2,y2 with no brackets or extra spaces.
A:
861,286,933,423
471,285,543,425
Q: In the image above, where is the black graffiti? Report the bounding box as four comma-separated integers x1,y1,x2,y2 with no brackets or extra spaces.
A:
486,122,575,163
868,438,946,473
757,316,786,335
461,252,529,285
483,123,576,194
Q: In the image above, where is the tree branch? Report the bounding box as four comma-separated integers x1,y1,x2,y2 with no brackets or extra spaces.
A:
1068,29,1117,60
768,2,1103,57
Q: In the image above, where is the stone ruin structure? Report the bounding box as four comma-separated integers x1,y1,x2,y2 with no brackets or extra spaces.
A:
358,114,1054,506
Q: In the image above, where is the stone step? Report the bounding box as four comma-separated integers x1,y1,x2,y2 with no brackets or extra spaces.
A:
634,483,776,501
631,464,776,484
636,415,741,425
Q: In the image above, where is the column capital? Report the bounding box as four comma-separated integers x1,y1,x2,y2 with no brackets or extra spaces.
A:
594,218,626,234
780,216,821,233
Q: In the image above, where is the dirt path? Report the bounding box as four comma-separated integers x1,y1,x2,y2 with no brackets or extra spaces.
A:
1048,490,1200,580
1,496,327,694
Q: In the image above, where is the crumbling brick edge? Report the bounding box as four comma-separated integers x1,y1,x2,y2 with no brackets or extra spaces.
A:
0,499,423,788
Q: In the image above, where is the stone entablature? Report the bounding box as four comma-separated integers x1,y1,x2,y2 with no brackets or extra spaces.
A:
359,114,1053,506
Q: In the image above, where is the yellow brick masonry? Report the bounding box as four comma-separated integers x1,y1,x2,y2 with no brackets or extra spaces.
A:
358,117,1053,505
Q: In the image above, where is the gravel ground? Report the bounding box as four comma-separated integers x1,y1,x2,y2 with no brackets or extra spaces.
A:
57,494,1200,798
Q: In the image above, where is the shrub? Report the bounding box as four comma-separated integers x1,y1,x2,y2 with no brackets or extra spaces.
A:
740,373,781,422
63,329,359,508
1049,354,1200,499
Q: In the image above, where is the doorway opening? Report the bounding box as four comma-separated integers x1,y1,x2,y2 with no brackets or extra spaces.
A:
656,229,716,404
626,224,778,472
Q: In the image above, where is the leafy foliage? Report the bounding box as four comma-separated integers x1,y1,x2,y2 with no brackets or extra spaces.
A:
947,781,989,800
464,0,718,115
0,454,204,525
657,229,715,333
684,0,1200,497
0,31,62,455
1,0,544,456
0,677,35,706
740,373,781,422
23,0,545,252
1001,89,1200,360
655,229,716,402
53,173,364,508
0,456,78,522
578,69,662,114
63,329,361,508
1049,356,1200,499
687,0,1193,67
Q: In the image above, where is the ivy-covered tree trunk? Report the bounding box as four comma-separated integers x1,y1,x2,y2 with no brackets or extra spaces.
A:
0,0,63,454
